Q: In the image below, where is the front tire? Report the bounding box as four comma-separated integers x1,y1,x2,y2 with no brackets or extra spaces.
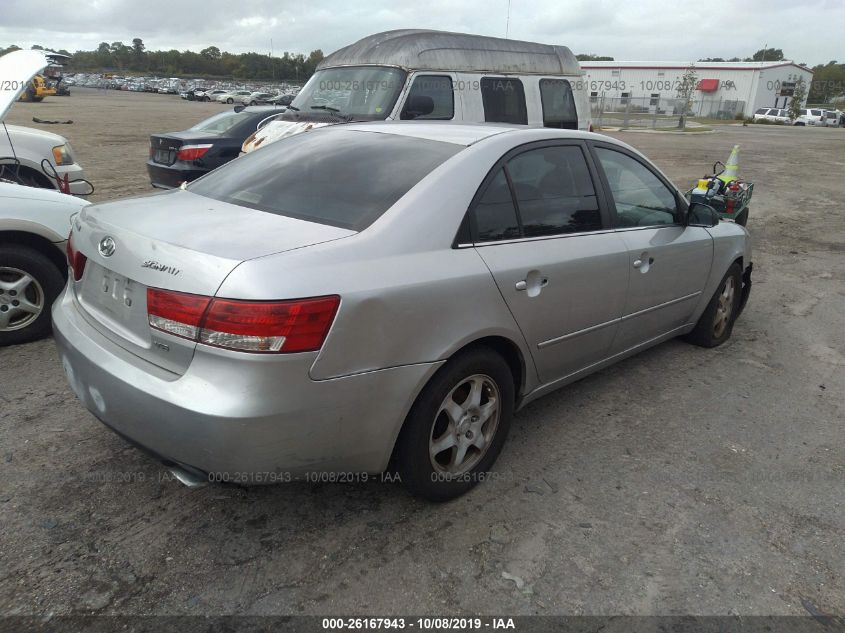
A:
396,347,515,501
684,263,742,348
0,245,65,346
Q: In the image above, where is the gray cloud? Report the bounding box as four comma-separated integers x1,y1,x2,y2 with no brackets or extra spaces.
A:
1,0,841,66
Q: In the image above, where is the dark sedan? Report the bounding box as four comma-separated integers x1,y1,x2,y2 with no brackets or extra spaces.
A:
146,106,283,189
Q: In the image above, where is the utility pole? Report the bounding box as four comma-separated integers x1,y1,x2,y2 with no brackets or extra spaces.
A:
505,0,511,38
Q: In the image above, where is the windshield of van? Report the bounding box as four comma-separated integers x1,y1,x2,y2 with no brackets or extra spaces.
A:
289,66,407,120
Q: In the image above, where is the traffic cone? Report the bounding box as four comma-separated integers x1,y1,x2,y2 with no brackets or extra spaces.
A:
718,145,740,184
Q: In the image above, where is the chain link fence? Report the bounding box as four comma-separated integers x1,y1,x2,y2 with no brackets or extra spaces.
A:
591,95,746,129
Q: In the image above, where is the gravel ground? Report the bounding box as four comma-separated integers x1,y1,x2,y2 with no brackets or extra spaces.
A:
1,89,843,617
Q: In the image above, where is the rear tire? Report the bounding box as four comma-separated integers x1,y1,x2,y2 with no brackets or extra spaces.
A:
684,263,742,348
0,245,65,346
226,98,233,104
396,347,514,501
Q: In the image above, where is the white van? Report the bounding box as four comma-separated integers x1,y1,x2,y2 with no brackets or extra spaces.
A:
243,29,590,152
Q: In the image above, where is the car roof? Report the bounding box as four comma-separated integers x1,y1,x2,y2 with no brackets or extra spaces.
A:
337,121,614,147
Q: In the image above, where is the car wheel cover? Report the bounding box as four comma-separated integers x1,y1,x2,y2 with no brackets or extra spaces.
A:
0,267,45,331
429,374,500,476
713,275,736,338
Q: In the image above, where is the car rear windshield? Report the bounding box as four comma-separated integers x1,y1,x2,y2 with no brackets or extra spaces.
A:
190,110,252,133
188,129,462,230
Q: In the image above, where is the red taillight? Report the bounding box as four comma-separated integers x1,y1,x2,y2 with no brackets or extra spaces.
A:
65,232,87,281
147,288,211,340
176,144,212,161
146,288,339,354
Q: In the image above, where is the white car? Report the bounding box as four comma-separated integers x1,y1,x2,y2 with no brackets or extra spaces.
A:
216,90,252,104
0,50,91,345
793,108,825,126
752,107,790,124
0,51,88,195
823,110,842,127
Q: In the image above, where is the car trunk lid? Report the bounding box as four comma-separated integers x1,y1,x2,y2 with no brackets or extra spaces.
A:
149,131,220,166
70,189,354,374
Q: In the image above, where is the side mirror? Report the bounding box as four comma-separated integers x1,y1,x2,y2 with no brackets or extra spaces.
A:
687,202,720,227
233,104,245,113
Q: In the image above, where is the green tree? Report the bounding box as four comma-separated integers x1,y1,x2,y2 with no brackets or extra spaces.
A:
787,76,807,120
750,47,784,62
576,53,614,61
807,61,845,103
676,65,698,129
131,38,146,70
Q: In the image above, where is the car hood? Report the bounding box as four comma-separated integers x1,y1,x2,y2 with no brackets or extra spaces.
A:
0,49,49,120
2,123,69,145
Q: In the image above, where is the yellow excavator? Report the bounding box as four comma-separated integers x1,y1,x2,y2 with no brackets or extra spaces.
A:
18,74,57,102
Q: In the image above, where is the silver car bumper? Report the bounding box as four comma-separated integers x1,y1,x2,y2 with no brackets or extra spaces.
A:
52,285,441,479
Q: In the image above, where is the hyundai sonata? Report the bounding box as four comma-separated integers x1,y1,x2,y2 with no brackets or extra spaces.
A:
53,123,752,500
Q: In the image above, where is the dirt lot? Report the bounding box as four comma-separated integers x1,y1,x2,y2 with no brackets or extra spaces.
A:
1,89,843,617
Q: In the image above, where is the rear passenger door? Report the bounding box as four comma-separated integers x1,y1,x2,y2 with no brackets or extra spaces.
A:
467,141,629,384
589,142,713,352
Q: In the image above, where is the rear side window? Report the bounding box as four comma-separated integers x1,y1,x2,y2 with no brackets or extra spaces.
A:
539,79,578,129
507,146,601,236
481,78,527,124
189,129,461,231
473,168,521,242
401,75,454,120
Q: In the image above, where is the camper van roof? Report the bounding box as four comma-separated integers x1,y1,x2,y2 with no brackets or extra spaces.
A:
317,29,582,76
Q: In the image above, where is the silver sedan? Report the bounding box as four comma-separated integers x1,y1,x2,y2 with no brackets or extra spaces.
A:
53,123,752,500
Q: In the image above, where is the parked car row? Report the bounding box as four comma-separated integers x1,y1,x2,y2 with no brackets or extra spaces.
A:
753,106,844,126
63,72,302,103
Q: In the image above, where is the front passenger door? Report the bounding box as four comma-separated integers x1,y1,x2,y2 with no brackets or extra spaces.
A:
590,144,714,352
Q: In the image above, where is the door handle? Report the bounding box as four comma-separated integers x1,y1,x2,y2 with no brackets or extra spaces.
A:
633,256,655,270
633,259,643,268
515,277,549,292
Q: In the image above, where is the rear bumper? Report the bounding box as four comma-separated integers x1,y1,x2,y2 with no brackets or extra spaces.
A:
145,160,209,189
52,284,441,479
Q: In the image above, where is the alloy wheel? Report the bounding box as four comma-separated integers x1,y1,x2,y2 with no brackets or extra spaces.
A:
713,275,736,338
429,374,500,475
0,267,45,331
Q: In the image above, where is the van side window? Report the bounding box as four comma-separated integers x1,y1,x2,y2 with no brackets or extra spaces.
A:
472,168,521,242
507,145,601,236
539,79,578,129
400,75,454,120
480,78,527,124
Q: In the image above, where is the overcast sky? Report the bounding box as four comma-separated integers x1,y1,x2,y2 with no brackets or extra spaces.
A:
1,0,842,66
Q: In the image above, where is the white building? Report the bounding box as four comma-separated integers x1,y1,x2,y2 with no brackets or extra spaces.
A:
580,61,813,118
